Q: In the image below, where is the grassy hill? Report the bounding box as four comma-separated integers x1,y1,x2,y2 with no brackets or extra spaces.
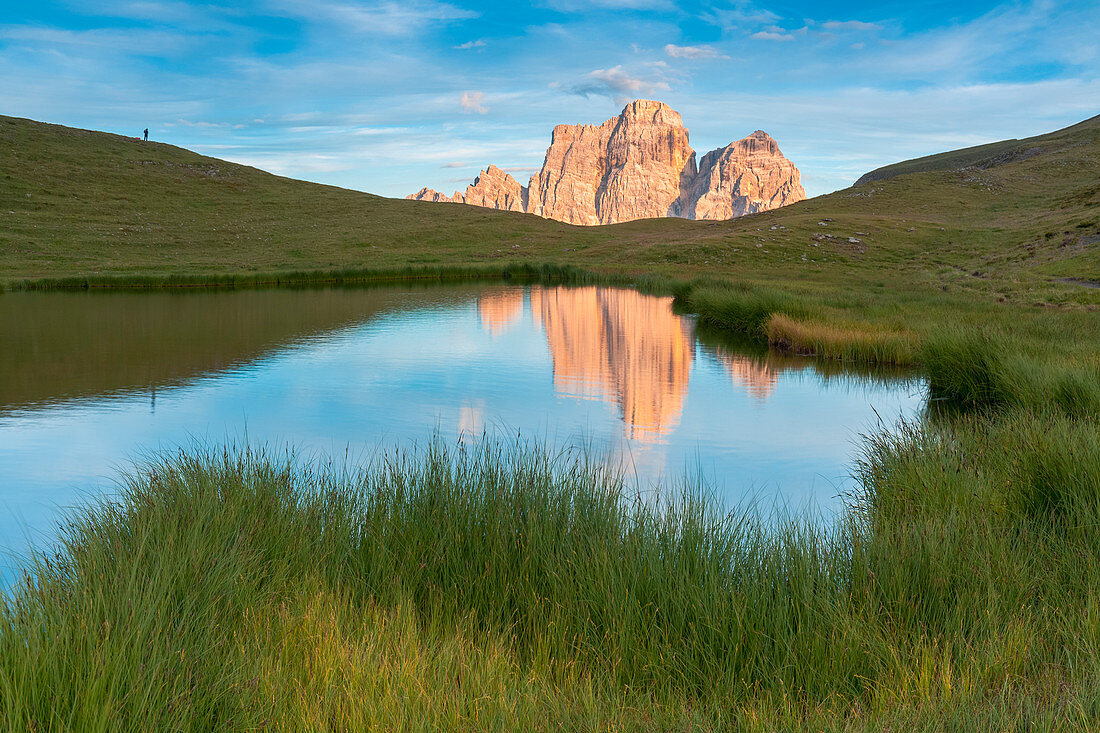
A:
1,112,1097,299
855,114,1100,184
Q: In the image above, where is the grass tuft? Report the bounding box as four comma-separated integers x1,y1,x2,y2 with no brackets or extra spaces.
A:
766,314,915,365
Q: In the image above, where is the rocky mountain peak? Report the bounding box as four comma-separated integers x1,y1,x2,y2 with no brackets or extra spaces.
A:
617,99,685,128
407,101,805,225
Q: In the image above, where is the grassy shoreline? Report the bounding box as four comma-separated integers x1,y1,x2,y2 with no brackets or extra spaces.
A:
4,424,1100,729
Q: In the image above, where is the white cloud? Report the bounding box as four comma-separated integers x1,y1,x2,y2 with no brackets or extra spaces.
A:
699,3,780,29
664,43,728,60
441,161,468,168
460,91,488,114
545,0,674,10
821,20,880,32
455,39,486,49
269,0,477,36
166,118,230,128
751,30,794,41
568,65,670,103
0,25,198,55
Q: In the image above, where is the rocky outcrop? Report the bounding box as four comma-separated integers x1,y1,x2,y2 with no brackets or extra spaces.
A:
408,187,459,204
407,100,805,225
527,100,695,225
680,131,805,220
463,165,527,213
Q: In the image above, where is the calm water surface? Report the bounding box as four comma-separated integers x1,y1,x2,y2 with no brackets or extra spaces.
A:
1,283,925,580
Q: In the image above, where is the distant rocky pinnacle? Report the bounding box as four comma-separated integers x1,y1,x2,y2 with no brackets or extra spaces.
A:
407,100,806,225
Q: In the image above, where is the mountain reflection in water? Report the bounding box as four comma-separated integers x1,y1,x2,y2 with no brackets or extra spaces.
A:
476,288,525,335
478,286,797,443
2,282,924,585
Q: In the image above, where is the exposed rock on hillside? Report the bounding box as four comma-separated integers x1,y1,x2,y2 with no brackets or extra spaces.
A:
408,100,805,225
463,165,527,212
408,187,458,204
681,131,806,220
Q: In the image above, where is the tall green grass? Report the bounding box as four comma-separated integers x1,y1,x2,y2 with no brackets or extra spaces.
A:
676,280,808,337
921,327,1100,414
4,427,1100,729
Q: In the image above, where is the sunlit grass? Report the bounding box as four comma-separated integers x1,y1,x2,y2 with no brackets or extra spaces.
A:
765,314,915,365
3,424,1100,729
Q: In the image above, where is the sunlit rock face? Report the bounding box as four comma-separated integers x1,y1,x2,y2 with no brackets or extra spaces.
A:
681,131,806,220
408,187,459,204
529,100,695,225
407,100,805,225
529,286,694,442
463,165,527,213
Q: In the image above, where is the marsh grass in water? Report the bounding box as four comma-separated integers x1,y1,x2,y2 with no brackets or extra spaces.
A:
3,427,1100,730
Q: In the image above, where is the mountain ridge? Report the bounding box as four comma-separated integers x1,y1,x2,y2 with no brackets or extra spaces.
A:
409,100,806,225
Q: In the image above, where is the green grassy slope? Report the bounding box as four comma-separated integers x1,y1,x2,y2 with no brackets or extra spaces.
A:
855,114,1100,183
0,115,605,281
1,112,1097,297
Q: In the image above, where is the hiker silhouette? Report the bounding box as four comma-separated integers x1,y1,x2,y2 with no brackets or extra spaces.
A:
143,129,148,141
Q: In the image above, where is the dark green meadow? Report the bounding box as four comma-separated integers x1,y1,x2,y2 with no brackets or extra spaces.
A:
1,112,1099,729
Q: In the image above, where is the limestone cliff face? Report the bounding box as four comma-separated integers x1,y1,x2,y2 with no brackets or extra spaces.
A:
680,131,805,220
408,187,459,204
527,122,611,225
526,100,695,225
406,100,805,225
463,165,527,213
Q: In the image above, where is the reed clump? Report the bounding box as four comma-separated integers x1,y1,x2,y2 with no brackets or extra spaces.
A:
921,327,1100,414
766,314,915,365
677,280,809,338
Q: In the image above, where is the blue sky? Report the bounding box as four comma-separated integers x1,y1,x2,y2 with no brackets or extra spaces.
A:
1,1,1097,198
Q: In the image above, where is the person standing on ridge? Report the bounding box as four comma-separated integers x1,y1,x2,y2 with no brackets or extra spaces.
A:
143,128,148,141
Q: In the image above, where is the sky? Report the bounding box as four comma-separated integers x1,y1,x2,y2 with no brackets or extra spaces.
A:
1,1,1097,198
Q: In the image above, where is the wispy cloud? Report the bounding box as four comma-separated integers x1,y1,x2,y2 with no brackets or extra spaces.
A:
699,3,780,30
664,43,728,60
545,0,674,10
567,65,670,103
751,30,794,41
460,90,488,114
441,161,468,167
821,20,880,31
269,0,477,36
455,39,485,49
165,118,233,128
0,25,201,54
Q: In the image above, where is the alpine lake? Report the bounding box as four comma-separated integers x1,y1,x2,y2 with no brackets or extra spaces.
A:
0,281,925,584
